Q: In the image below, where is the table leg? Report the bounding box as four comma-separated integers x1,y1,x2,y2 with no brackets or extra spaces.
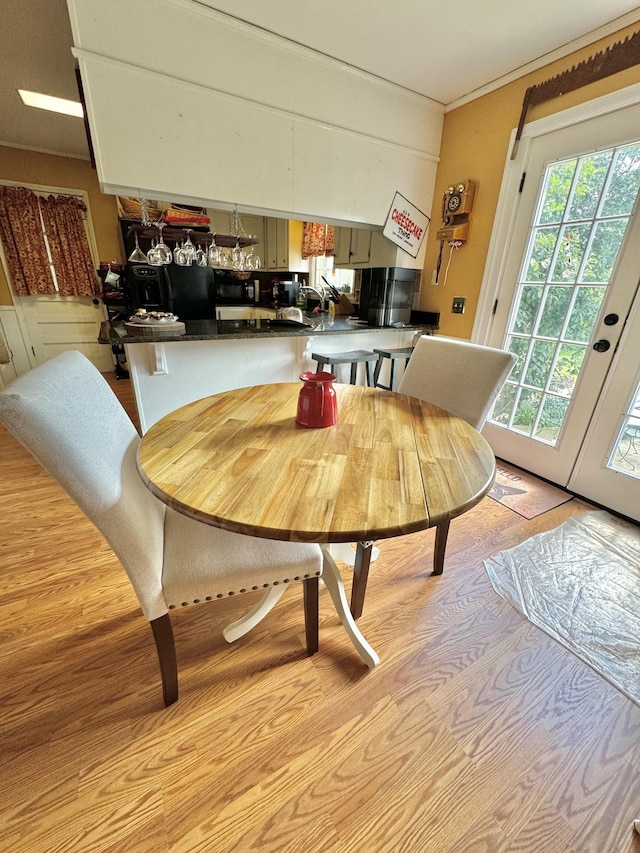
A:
322,549,379,668
350,541,375,620
222,585,287,643
433,519,450,576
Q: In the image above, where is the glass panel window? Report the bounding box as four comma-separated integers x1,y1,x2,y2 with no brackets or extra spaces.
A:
310,255,354,294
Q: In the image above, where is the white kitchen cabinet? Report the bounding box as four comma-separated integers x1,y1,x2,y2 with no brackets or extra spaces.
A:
265,217,288,269
334,227,372,266
264,218,308,273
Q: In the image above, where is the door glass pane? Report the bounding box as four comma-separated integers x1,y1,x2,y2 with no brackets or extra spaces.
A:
550,224,590,282
523,340,555,388
537,286,572,337
505,335,529,382
490,141,640,446
566,151,612,220
565,287,606,341
600,144,640,216
548,343,587,395
539,160,576,224
524,228,558,281
513,285,543,333
512,389,542,436
607,381,640,478
581,219,629,282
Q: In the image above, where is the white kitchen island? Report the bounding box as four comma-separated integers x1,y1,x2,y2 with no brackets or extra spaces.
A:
100,315,435,434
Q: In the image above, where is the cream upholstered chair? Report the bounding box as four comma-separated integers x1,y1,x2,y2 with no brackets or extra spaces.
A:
0,351,322,707
398,334,517,575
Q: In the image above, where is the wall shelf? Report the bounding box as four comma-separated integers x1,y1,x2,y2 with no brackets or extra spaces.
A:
126,223,258,248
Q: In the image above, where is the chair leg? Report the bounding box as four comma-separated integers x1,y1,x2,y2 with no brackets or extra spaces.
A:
150,614,178,707
433,519,450,576
350,540,374,619
303,576,319,655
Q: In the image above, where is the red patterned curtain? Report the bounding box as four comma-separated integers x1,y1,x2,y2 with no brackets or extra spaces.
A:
0,186,99,297
0,186,55,295
40,195,99,296
302,222,335,259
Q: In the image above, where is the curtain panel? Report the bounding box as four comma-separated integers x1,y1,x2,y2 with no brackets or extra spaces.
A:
0,186,99,297
302,222,335,259
0,186,55,295
40,195,99,297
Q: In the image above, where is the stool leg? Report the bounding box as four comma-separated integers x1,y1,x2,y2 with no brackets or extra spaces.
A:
350,362,357,385
389,360,397,391
373,356,383,387
366,361,374,387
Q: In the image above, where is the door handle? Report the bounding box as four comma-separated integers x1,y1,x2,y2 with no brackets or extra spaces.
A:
603,313,619,326
592,339,611,353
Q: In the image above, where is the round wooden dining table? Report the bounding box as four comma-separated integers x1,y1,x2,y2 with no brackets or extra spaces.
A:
136,382,496,667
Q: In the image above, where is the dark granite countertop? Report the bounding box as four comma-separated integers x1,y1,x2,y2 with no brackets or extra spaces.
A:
99,314,437,344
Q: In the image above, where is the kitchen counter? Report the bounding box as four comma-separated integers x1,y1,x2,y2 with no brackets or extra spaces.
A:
99,314,435,345
102,312,437,434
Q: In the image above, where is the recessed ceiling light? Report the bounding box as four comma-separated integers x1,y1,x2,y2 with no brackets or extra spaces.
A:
17,89,83,118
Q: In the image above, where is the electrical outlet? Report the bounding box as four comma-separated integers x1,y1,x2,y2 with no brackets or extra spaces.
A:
452,297,466,314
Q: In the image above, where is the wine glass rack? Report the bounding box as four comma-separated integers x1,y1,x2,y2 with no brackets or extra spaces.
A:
127,223,258,248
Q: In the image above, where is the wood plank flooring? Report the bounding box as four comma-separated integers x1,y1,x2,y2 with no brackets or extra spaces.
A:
1,373,639,853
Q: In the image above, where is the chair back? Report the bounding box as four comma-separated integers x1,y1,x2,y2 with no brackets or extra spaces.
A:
0,351,166,619
398,335,517,430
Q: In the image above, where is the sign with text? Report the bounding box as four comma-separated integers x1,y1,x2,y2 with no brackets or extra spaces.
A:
383,192,430,258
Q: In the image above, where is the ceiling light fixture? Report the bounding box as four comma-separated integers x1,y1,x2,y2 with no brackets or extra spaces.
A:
17,89,83,118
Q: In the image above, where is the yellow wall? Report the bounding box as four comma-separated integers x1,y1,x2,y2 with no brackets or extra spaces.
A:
0,147,123,304
420,22,640,338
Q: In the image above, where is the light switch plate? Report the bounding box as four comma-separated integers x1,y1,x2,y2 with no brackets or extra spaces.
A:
452,297,466,314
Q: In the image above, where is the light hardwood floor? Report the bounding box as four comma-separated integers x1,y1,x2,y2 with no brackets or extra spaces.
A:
1,374,639,853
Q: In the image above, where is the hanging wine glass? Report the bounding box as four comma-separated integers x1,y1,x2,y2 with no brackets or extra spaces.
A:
207,233,221,267
245,240,261,271
155,223,173,264
232,239,246,271
174,238,189,266
194,243,207,267
147,236,162,266
181,229,196,264
128,230,149,264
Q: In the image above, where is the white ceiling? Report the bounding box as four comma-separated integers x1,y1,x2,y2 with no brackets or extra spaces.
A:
2,0,640,161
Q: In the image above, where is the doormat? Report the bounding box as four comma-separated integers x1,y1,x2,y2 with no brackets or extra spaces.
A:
487,460,573,519
484,511,640,705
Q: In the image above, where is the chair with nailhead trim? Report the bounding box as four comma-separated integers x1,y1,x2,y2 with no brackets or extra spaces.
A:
0,351,322,707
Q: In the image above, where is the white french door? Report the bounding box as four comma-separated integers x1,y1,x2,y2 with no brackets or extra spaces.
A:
478,89,640,521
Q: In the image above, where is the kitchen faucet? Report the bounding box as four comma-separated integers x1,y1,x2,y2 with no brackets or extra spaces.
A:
301,285,327,312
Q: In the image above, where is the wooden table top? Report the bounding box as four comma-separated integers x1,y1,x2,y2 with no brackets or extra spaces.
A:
136,383,496,543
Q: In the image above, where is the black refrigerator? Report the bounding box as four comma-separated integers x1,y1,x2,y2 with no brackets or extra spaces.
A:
358,268,421,326
128,263,216,321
